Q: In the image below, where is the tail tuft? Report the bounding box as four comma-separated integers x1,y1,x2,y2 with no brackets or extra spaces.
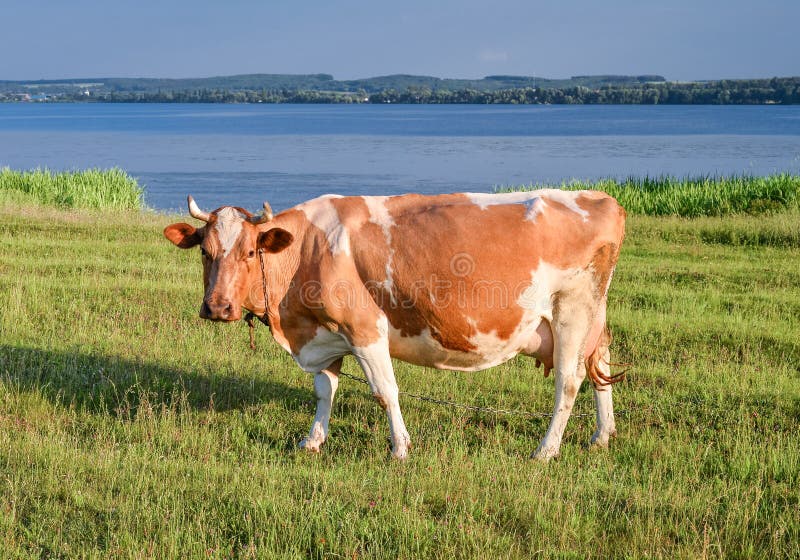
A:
585,326,628,389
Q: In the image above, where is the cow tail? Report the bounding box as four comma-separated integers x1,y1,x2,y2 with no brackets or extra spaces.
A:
585,326,627,389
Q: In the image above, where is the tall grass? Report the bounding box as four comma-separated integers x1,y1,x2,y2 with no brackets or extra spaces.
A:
505,174,800,217
0,167,143,210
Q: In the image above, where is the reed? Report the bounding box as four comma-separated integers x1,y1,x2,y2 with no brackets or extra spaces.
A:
505,174,800,217
0,167,143,210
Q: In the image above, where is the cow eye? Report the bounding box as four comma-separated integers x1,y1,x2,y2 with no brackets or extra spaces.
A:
248,250,256,259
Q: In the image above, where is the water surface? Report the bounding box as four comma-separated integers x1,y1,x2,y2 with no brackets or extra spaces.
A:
1,104,798,212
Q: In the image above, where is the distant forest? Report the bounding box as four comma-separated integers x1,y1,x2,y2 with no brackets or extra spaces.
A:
1,74,798,104
0,73,666,95
90,78,800,105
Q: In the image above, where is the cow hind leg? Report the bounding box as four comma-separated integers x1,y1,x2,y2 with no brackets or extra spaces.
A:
351,337,411,460
532,289,594,461
299,358,342,453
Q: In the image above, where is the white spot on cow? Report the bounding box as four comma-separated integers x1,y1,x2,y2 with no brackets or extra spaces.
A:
469,193,547,222
541,189,590,221
374,314,389,339
363,196,397,301
525,197,547,222
467,189,589,222
465,318,518,365
215,207,246,256
298,195,350,257
293,326,351,373
387,324,505,371
363,196,395,234
467,191,543,210
516,260,561,321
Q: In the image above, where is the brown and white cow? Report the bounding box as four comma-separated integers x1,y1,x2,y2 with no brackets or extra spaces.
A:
164,190,626,460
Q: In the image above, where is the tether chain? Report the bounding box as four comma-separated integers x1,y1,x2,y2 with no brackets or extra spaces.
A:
246,251,622,420
257,248,270,323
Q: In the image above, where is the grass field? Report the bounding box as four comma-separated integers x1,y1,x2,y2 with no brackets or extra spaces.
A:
1,193,799,557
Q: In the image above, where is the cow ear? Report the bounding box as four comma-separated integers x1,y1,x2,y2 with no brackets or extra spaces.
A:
164,223,203,249
258,228,294,254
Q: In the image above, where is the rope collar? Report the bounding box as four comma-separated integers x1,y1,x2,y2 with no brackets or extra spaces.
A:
244,248,270,350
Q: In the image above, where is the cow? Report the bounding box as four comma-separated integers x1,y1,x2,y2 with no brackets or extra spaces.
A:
163,189,626,460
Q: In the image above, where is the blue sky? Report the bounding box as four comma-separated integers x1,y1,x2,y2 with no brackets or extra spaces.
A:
3,0,798,81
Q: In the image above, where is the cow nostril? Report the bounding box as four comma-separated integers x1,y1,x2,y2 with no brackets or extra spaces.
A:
200,298,236,320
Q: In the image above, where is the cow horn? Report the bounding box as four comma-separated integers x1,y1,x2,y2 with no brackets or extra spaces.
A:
187,195,210,222
248,202,273,224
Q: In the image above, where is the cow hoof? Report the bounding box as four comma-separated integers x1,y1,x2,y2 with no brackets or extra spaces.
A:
530,446,559,462
589,429,617,449
299,438,323,453
391,443,410,460
391,435,411,460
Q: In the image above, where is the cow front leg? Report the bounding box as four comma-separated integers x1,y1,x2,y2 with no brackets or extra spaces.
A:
590,348,617,447
352,339,411,460
299,359,341,453
532,297,592,461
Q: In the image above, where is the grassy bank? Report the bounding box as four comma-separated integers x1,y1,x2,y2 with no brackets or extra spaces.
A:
507,173,800,217
0,167,143,210
1,196,799,558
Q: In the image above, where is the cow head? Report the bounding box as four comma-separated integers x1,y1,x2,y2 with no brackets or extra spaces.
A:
163,196,294,322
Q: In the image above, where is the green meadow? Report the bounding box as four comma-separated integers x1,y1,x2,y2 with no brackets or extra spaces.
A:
0,173,798,558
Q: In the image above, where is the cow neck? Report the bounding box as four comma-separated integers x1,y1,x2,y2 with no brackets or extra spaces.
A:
246,244,296,350
255,222,302,326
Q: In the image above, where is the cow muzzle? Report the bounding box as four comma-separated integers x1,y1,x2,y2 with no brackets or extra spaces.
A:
200,297,240,322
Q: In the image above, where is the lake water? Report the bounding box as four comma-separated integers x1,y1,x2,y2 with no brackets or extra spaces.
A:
1,103,799,212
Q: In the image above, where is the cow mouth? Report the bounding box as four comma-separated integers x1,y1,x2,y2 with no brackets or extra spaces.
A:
200,315,241,323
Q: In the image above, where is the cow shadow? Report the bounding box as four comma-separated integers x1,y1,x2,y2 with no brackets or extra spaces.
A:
0,344,313,417
0,344,568,457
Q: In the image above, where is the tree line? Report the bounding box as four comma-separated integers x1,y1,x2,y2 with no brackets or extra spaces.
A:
54,77,800,105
